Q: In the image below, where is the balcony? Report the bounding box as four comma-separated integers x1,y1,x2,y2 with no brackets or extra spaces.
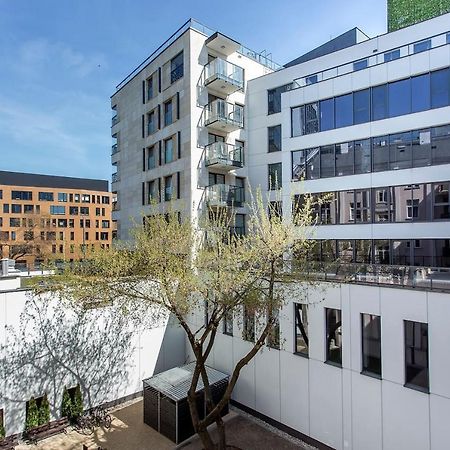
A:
112,115,119,127
111,144,118,155
205,142,244,170
203,99,243,132
112,173,119,183
204,58,244,95
205,184,244,208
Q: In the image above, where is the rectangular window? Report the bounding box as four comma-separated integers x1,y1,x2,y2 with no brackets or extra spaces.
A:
58,192,68,202
372,135,389,172
147,73,154,100
353,59,368,71
164,99,173,126
320,145,335,178
24,204,34,214
147,110,156,135
326,308,342,366
268,83,292,114
164,175,172,201
411,74,431,112
268,163,282,190
413,39,431,54
11,190,32,200
388,78,411,117
291,106,304,137
294,303,308,356
384,49,400,62
412,129,431,168
268,125,282,152
164,138,173,163
38,192,54,201
354,139,371,174
9,218,20,227
404,320,429,391
50,205,66,215
432,125,450,165
305,74,318,85
361,314,382,377
11,204,21,214
433,182,450,219
147,146,156,169
304,102,319,134
223,311,233,336
335,142,354,176
335,93,353,128
372,84,388,120
292,149,307,181
320,98,335,131
170,51,184,83
242,306,255,342
430,68,450,109
389,131,412,170
353,89,370,124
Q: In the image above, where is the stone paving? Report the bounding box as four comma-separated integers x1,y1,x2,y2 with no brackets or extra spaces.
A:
15,398,316,450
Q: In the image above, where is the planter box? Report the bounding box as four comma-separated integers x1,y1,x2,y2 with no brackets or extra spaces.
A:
26,417,69,443
0,435,19,450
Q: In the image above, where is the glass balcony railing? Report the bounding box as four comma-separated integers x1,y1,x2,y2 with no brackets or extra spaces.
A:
112,115,119,127
205,184,244,207
112,173,119,183
111,143,118,155
203,99,244,131
204,58,244,93
205,142,244,169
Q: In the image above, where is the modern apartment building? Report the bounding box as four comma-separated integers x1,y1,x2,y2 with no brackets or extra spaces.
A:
0,171,112,267
112,11,450,450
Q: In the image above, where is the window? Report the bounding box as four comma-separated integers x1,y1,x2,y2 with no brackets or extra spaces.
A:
411,74,430,112
268,83,292,114
320,145,335,178
9,218,20,227
268,163,282,190
353,89,370,124
147,73,154,100
430,68,450,109
432,125,450,165
305,74,318,85
268,125,281,152
50,205,66,215
326,308,342,366
242,306,255,342
291,106,304,137
361,314,381,377
404,320,429,391
268,201,282,221
335,93,353,128
353,59,368,71
11,190,32,200
58,192,68,202
406,198,419,219
389,131,412,170
38,192,54,201
24,204,34,214
267,309,280,350
294,303,308,356
304,102,319,134
371,84,388,120
413,39,431,54
164,99,173,126
148,180,158,203
80,207,89,215
3,204,9,214
164,175,172,201
11,204,21,214
292,150,307,181
147,110,156,135
433,183,450,219
335,142,354,176
320,98,334,131
447,33,450,44
170,52,183,83
389,78,411,117
164,138,173,163
233,213,246,236
223,311,233,336
69,206,78,215
81,194,90,203
384,49,400,62
147,146,156,169
412,129,431,167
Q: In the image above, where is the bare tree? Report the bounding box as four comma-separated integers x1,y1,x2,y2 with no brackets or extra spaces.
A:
34,190,319,449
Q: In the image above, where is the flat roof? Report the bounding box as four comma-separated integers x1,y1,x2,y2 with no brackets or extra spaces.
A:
0,170,109,192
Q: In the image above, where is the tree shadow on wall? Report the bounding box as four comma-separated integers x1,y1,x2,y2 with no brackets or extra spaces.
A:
0,293,153,434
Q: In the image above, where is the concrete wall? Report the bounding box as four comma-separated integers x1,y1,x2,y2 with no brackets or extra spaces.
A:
0,281,185,437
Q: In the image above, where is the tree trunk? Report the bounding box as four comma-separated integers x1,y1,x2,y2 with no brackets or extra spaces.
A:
215,415,226,450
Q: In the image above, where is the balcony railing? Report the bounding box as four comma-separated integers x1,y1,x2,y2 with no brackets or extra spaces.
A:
204,58,244,94
205,184,244,207
203,99,243,132
111,143,118,155
205,142,244,169
112,115,119,127
112,173,119,183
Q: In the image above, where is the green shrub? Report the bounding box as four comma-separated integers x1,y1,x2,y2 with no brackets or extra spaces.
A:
38,393,50,426
0,423,5,439
25,397,39,430
72,385,84,418
61,387,72,419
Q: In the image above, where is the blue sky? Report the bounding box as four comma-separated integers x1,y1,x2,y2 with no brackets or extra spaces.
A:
0,0,386,182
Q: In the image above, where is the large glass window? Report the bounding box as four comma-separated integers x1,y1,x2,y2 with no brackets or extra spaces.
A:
431,68,450,109
413,39,431,54
411,74,431,113
435,239,450,267
304,103,319,134
389,132,412,170
404,321,429,391
170,52,184,83
372,84,388,120
292,150,307,181
354,139,371,174
223,311,233,336
164,100,173,126
291,106,304,137
353,89,370,124
373,187,393,222
11,191,32,201
268,163,282,190
372,136,389,172
338,239,354,263
320,98,335,131
337,191,354,224
384,49,400,62
389,78,411,117
374,240,390,264
268,125,282,152
164,175,172,201
361,314,382,377
307,148,320,180
164,138,173,164
412,129,431,168
335,93,353,128
431,125,450,165
355,240,372,263
268,84,292,115
294,303,308,356
320,145,335,178
433,182,450,220
354,189,371,223
326,308,342,366
147,146,156,169
38,192,54,201
335,142,354,176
